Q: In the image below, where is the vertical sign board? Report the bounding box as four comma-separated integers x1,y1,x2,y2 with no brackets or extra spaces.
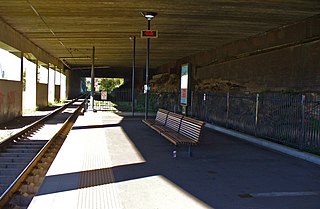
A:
180,63,191,113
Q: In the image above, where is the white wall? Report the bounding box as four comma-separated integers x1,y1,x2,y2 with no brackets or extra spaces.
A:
48,67,55,103
23,57,36,111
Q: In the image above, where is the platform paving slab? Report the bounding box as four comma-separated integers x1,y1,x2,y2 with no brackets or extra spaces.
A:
27,111,320,209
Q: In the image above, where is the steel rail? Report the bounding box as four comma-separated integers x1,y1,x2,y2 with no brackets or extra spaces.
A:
0,94,85,148
0,95,87,208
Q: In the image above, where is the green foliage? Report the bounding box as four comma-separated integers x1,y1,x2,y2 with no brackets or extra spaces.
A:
99,78,124,92
23,70,26,91
86,79,91,91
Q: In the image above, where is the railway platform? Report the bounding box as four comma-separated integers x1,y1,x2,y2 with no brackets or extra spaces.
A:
27,111,320,209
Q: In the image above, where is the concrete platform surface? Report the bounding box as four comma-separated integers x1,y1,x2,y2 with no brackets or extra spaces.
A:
28,112,320,209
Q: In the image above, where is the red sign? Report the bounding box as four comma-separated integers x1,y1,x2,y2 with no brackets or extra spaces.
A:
181,89,187,98
101,91,107,100
141,30,158,38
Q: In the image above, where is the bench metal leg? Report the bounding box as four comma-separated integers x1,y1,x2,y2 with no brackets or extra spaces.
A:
172,145,177,158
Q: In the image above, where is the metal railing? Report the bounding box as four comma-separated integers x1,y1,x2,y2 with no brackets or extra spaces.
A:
108,90,181,113
189,92,320,155
109,90,320,155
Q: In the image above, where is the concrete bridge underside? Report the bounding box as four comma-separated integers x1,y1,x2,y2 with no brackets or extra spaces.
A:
0,1,319,122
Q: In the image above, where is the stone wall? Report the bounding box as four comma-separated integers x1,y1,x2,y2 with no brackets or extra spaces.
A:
36,83,48,108
0,80,22,124
55,85,60,101
67,70,81,99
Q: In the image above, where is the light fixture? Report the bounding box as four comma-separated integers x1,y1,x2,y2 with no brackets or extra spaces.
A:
141,11,157,20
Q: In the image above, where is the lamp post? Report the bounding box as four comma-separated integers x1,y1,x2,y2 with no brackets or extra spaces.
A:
142,11,157,120
130,36,136,117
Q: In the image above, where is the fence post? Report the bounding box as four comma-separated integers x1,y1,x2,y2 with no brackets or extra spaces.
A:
300,94,305,148
190,91,193,117
255,93,260,136
203,93,207,121
226,92,230,128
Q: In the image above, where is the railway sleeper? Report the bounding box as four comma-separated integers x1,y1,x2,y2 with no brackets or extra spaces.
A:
9,192,33,208
19,183,39,194
25,175,44,185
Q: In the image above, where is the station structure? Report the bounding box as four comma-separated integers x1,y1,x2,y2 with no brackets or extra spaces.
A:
0,2,320,208
0,1,319,123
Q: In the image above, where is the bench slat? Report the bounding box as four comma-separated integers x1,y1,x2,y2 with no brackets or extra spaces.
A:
165,112,183,132
179,116,204,142
142,108,169,129
161,131,198,145
155,109,169,125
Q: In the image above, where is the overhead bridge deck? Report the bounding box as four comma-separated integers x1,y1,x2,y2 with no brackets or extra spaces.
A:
23,111,320,209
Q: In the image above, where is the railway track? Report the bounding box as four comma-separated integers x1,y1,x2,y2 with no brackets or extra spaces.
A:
0,95,87,208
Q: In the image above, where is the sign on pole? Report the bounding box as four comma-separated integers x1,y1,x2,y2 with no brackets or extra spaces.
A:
180,63,191,115
101,91,107,100
141,30,158,38
180,63,190,106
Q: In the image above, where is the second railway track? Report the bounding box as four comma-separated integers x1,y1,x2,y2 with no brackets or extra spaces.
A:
0,95,87,208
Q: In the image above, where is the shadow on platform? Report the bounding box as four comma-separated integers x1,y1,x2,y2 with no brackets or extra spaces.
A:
35,116,320,209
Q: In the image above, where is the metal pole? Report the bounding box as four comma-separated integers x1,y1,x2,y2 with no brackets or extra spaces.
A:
190,91,193,117
132,36,136,117
255,93,260,136
226,92,230,128
145,19,151,120
20,52,24,110
60,68,62,87
20,52,24,84
59,68,62,101
301,94,305,148
90,46,95,110
46,63,51,105
53,66,56,102
35,59,39,84
47,63,49,87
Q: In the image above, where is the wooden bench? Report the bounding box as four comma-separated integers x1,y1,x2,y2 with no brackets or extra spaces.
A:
142,108,169,133
143,109,205,156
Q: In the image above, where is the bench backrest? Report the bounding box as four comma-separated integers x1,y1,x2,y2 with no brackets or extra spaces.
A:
165,112,183,132
155,109,169,125
179,116,205,142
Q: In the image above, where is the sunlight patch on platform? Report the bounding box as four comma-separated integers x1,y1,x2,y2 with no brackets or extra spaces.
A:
116,175,214,209
105,126,146,167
